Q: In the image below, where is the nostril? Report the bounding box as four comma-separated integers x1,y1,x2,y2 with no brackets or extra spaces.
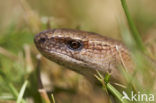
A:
39,37,46,43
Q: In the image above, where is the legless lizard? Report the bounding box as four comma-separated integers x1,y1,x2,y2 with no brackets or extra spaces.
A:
34,28,133,84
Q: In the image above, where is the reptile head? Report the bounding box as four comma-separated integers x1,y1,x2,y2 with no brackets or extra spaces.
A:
34,28,131,83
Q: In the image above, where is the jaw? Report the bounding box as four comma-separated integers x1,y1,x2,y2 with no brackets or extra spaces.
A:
38,49,125,85
40,49,99,81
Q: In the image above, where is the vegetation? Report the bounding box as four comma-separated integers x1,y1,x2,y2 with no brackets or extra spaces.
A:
0,0,156,103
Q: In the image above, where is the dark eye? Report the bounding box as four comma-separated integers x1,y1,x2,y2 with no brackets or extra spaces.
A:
39,37,46,43
67,40,83,51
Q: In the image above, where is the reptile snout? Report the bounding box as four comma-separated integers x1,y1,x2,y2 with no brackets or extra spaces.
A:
34,31,49,51
35,32,45,43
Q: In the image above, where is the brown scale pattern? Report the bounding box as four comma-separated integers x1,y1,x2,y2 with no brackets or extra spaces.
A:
34,28,134,83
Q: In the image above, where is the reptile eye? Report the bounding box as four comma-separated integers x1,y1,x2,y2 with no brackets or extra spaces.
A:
67,40,83,51
39,37,46,43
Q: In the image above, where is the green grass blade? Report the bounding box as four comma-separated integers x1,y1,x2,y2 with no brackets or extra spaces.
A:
16,80,28,103
106,83,129,103
51,94,56,103
0,95,15,100
95,71,130,103
120,0,145,52
0,70,19,98
8,83,19,98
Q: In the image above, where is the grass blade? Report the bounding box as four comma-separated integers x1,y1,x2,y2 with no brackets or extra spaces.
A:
120,0,145,52
106,83,129,103
16,80,28,103
51,94,56,103
0,70,19,98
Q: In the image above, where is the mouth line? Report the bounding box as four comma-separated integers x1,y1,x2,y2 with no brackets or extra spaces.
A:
51,50,83,63
35,42,91,70
41,47,87,65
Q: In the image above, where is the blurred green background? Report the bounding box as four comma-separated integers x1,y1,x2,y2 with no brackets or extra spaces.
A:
0,0,156,103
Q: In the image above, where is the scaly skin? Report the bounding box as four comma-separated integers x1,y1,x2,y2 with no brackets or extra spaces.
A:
34,28,133,83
